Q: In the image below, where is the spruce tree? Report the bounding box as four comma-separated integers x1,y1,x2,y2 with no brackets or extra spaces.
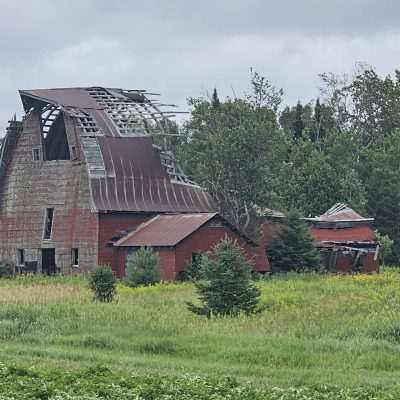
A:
292,101,304,141
187,238,262,318
125,247,161,287
211,88,220,109
269,209,322,272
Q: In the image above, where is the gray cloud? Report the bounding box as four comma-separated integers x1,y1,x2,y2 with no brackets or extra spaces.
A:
0,0,400,134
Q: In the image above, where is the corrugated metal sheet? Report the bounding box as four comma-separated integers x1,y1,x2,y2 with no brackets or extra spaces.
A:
316,203,373,222
114,213,217,247
19,88,101,110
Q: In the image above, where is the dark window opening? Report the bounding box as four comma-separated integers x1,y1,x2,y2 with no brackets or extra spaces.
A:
17,249,24,266
72,248,79,266
191,252,203,268
32,148,40,161
43,208,54,239
71,146,77,160
41,106,71,161
41,248,56,275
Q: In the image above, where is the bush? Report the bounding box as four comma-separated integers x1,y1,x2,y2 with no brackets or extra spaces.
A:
88,266,116,302
179,258,206,281
0,261,15,279
376,232,394,265
125,247,161,287
187,237,263,318
269,209,322,272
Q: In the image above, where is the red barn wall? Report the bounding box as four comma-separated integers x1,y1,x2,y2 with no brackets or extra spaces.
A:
98,212,155,276
174,222,268,278
0,112,98,273
156,248,176,281
112,219,269,281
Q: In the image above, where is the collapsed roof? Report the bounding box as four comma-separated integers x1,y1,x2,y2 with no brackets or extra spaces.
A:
262,203,374,226
18,87,215,213
310,203,374,223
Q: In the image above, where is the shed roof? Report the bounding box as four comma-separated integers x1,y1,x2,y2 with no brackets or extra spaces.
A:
114,213,218,247
18,87,215,213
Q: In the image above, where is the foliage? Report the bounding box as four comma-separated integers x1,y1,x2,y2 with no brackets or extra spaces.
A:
0,363,398,399
187,238,262,317
0,260,14,279
179,70,286,231
269,209,322,272
358,130,400,262
273,138,366,216
88,265,116,302
125,247,161,287
376,232,394,265
180,257,206,281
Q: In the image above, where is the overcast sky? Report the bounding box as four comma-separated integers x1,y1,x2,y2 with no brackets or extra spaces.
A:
0,0,400,135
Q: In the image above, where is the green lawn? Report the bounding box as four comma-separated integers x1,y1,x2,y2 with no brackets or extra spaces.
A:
1,271,400,393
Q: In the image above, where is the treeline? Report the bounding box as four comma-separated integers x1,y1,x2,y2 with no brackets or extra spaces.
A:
166,66,400,263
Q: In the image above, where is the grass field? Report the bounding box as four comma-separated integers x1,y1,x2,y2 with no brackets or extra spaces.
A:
1,270,400,397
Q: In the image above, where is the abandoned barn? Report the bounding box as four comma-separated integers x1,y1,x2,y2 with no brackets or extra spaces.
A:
0,87,268,279
261,203,379,273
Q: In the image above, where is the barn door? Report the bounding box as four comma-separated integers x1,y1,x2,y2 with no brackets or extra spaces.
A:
41,248,56,275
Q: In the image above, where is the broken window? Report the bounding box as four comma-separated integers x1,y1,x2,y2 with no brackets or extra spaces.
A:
43,208,54,239
17,249,24,266
72,248,79,266
40,106,71,161
32,148,40,161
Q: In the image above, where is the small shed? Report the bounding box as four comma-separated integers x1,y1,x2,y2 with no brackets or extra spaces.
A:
113,213,269,280
261,204,379,273
308,204,379,273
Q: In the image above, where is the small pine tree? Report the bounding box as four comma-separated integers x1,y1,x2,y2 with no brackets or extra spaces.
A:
269,209,322,272
125,247,161,287
187,238,262,318
292,101,304,141
211,88,220,109
88,266,117,302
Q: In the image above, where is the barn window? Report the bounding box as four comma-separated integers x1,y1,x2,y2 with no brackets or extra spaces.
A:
41,106,71,161
72,248,79,266
43,208,54,239
32,148,40,160
17,249,24,266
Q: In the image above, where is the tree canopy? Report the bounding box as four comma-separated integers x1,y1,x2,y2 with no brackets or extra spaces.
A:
169,66,399,261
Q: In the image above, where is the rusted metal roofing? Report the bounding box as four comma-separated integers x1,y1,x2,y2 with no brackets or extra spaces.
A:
313,203,373,222
91,137,214,212
20,88,101,110
310,225,376,243
19,87,215,213
114,213,218,247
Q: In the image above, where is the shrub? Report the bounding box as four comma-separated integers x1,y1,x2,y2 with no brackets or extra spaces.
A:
88,266,116,302
180,258,206,281
376,232,394,265
0,261,15,279
125,247,161,287
187,237,263,318
269,209,322,272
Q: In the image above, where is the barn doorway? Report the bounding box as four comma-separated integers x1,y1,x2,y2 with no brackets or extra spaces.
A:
41,248,56,275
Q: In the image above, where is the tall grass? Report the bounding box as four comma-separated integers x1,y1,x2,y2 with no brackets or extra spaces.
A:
1,270,400,389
